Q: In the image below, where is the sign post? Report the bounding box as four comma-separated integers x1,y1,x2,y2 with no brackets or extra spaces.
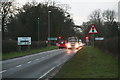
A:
18,37,31,51
85,36,89,46
92,34,94,47
88,24,98,47
95,37,104,40
47,37,58,41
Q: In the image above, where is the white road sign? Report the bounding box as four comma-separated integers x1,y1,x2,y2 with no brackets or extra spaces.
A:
95,37,104,40
18,37,31,45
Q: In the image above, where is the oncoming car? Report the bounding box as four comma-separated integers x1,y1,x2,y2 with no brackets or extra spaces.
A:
57,40,67,49
66,37,80,49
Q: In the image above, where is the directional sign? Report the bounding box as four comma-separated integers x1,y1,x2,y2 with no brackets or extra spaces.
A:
95,37,104,40
18,37,31,45
48,37,57,40
88,24,98,34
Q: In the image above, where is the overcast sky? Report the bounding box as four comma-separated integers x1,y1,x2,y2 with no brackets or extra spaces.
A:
16,0,119,25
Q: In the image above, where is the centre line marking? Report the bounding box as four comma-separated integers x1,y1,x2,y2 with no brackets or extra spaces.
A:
16,65,22,67
42,57,45,58
36,59,39,60
0,70,7,73
28,61,31,63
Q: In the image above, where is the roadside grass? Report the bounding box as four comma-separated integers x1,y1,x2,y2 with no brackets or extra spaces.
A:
2,46,58,60
55,46,118,78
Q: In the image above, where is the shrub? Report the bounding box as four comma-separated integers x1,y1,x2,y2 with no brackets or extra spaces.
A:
2,40,17,53
94,37,119,56
2,40,47,53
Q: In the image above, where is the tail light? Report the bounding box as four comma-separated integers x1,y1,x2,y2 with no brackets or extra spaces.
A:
58,44,60,46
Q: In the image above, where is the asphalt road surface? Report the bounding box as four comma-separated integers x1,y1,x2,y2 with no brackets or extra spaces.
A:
1,48,82,80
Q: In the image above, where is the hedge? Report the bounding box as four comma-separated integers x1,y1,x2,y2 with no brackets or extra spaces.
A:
94,37,119,56
2,40,47,53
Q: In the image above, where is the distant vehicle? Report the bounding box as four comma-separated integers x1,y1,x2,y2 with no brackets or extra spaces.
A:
66,37,80,49
57,40,67,49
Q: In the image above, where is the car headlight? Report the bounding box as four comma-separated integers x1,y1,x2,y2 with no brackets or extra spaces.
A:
80,43,83,46
67,43,71,48
75,43,79,48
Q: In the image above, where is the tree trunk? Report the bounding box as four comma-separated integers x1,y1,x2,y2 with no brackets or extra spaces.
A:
2,16,5,40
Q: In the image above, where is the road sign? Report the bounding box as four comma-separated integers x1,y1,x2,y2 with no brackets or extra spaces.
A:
48,37,57,40
95,37,104,40
18,37,31,45
88,24,98,34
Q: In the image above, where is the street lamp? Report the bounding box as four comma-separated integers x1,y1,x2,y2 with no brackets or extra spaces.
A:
48,10,51,46
38,17,39,47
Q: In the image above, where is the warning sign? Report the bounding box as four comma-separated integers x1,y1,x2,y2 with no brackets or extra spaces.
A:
88,24,98,34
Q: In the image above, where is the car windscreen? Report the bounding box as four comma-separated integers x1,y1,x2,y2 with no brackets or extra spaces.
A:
59,41,65,44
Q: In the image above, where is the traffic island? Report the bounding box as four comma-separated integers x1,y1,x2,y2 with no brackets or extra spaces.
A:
54,46,118,78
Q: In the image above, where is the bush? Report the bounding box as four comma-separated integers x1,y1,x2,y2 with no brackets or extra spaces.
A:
31,41,47,49
2,40,17,53
94,37,119,56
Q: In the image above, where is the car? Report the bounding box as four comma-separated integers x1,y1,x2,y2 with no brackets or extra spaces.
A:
66,37,80,49
57,40,67,49
66,42,80,49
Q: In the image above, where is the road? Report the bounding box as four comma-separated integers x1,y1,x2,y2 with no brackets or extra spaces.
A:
1,48,82,80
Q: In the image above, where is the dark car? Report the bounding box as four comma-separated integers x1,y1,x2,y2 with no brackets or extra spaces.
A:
57,40,67,49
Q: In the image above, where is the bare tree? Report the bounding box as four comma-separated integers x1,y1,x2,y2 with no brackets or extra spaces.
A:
1,1,12,40
102,9,116,24
88,9,102,24
0,0,19,40
88,9,105,36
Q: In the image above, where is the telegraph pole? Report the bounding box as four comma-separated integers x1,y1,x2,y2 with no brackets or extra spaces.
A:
48,10,51,46
38,17,39,48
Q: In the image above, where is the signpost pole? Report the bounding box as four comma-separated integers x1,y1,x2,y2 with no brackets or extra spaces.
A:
28,45,30,51
48,11,51,46
88,24,98,47
19,46,21,52
93,34,94,47
87,42,88,46
38,18,40,48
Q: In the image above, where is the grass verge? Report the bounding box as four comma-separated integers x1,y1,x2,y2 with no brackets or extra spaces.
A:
55,46,118,78
2,46,58,60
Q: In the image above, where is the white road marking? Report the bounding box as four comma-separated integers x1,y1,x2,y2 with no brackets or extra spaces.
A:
16,65,22,67
28,61,31,63
37,66,56,80
2,49,59,63
42,57,45,58
57,64,61,67
36,59,39,60
0,70,7,73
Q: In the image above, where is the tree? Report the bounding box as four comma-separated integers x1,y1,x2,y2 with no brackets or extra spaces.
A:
89,9,102,24
7,2,76,41
82,9,118,38
102,10,117,38
0,1,20,40
88,9,104,36
1,1,12,40
102,9,116,24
